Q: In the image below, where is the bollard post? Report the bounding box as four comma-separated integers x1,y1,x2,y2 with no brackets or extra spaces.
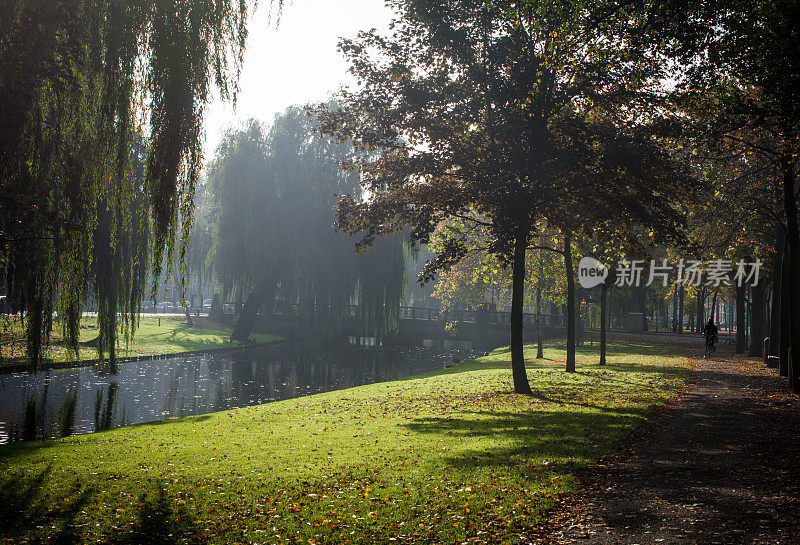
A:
763,337,770,366
767,355,779,368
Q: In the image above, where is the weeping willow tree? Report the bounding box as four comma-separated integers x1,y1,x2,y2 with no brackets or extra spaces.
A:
356,237,407,338
207,117,275,333
186,182,215,311
0,0,264,368
206,106,406,342
90,138,151,368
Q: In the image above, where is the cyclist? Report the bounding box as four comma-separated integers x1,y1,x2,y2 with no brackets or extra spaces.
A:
702,318,718,358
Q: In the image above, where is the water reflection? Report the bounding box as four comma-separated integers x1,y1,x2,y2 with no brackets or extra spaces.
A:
0,342,471,444
94,382,119,432
59,389,78,437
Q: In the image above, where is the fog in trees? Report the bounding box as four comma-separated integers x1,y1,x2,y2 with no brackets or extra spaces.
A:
202,106,406,342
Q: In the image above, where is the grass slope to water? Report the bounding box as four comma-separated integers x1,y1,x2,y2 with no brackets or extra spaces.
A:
0,341,689,544
0,316,282,368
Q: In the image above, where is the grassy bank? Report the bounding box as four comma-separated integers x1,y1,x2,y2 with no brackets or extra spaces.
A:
0,315,282,369
0,341,689,544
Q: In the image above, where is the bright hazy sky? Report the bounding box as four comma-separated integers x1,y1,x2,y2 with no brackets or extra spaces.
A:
203,0,395,156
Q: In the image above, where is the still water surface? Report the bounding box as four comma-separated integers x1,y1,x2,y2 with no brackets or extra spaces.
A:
0,342,471,444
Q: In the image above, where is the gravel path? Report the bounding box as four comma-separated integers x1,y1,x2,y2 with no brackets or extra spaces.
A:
527,346,800,545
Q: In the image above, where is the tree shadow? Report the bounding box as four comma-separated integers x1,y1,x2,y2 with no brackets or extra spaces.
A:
145,327,223,352
0,416,213,464
126,413,213,429
488,340,687,362
404,408,646,472
527,390,651,412
0,466,95,545
106,486,200,545
419,352,688,384
574,364,689,387
575,342,685,358
0,468,201,545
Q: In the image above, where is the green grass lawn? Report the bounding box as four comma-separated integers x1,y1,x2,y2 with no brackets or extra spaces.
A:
0,315,282,369
0,340,689,544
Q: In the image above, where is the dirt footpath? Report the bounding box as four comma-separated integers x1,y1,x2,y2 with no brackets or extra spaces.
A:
527,347,800,545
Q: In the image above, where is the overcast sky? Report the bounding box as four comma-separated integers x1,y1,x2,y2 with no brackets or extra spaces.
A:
203,0,394,155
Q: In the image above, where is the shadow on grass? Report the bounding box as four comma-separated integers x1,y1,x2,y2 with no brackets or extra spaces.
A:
106,486,199,545
0,466,94,545
141,327,228,353
413,344,687,382
0,469,200,545
551,342,685,358
0,415,214,464
404,408,646,472
130,413,213,428
597,363,689,382
526,390,652,412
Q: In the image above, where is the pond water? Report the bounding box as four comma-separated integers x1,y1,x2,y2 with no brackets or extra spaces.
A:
0,342,473,445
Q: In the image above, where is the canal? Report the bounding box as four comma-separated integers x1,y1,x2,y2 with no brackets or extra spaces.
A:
0,342,473,444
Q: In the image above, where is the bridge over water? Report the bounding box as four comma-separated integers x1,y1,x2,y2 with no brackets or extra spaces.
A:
254,306,567,350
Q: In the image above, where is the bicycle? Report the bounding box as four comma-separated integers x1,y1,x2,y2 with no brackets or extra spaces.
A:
704,335,717,360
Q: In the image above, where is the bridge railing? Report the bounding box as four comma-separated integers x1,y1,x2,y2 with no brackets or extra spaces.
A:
399,307,564,326
280,304,565,327
400,306,436,320
398,307,478,323
489,311,565,326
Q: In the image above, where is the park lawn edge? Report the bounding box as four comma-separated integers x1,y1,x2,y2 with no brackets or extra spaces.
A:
0,315,284,372
0,337,285,374
0,340,690,544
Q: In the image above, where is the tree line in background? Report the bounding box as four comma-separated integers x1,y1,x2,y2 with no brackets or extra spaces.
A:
0,0,798,395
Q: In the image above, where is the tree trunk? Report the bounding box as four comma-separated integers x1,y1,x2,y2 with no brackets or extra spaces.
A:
171,278,193,326
231,283,269,343
781,153,800,392
209,293,223,322
600,283,607,366
181,284,193,326
632,285,647,331
711,287,720,322
746,293,750,348
679,285,684,334
736,282,746,353
672,285,678,333
696,287,706,333
780,241,790,377
729,296,734,333
696,291,703,333
564,235,576,373
509,232,533,394
235,289,243,315
768,229,784,367
536,271,543,359
184,306,194,326
750,281,764,357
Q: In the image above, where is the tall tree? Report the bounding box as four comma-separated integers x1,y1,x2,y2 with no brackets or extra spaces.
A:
319,0,690,389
